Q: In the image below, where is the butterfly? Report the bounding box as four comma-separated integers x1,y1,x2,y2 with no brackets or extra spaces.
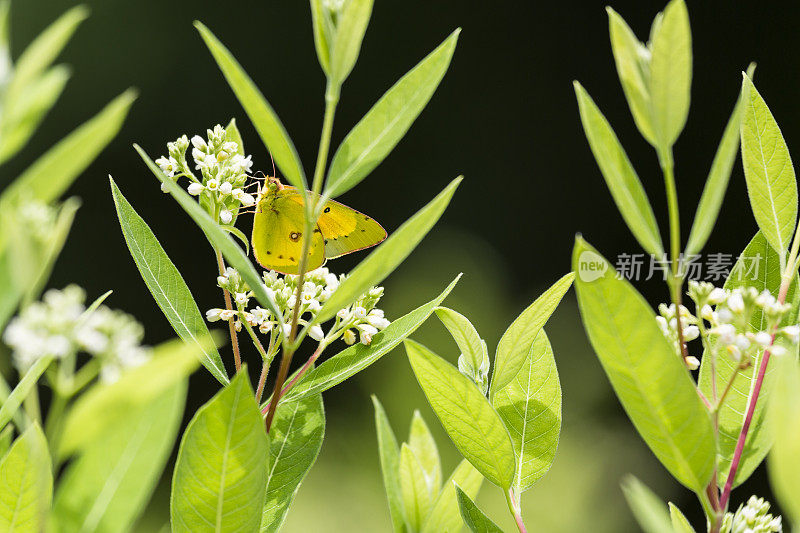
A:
251,176,387,274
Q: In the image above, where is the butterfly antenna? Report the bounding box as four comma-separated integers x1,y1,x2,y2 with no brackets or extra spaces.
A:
270,153,276,178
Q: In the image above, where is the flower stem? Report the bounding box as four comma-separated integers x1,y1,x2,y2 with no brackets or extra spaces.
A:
264,83,339,432
505,488,527,533
261,344,324,415
215,250,241,373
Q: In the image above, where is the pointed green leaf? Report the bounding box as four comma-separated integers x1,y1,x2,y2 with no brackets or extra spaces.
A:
0,90,136,208
454,485,503,533
406,340,515,489
372,396,407,533
111,178,228,385
316,177,461,323
621,476,672,533
740,75,798,254
768,357,800,526
490,272,573,397
171,371,269,533
422,460,483,533
0,355,53,434
698,231,797,487
52,382,186,533
195,22,306,190
60,337,207,456
606,7,656,145
3,5,87,106
435,306,486,375
0,425,12,458
573,238,715,490
669,503,696,533
648,0,692,149
574,82,663,257
325,30,459,198
136,145,284,324
309,0,333,75
399,443,433,531
281,275,460,404
261,392,325,532
0,425,52,532
329,0,373,85
493,330,561,493
686,64,755,257
408,411,441,497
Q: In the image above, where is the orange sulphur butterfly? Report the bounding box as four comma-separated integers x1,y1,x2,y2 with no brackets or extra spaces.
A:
252,176,387,274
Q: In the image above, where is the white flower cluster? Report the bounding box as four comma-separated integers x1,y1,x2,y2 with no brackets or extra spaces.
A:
156,124,255,225
16,199,57,243
2,286,151,383
722,495,782,533
656,303,701,368
206,266,390,347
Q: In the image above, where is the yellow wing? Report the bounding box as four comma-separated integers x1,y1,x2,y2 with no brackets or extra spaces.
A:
252,190,325,274
279,188,387,259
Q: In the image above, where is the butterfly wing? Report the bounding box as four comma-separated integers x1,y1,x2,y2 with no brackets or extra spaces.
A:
252,190,325,274
316,198,387,258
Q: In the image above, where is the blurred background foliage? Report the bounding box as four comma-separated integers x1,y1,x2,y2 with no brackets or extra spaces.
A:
4,0,797,530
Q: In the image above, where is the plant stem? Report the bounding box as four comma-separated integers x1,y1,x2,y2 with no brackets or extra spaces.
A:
261,344,324,415
505,488,527,533
264,82,339,432
215,250,241,373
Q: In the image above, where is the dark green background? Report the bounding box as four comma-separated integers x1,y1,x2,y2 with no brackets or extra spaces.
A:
5,0,797,530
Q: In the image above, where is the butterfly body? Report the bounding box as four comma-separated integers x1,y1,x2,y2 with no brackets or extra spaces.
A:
252,177,387,274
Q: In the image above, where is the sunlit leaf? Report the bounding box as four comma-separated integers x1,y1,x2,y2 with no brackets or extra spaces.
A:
768,357,800,526
740,75,797,254
574,82,663,257
309,0,333,75
325,30,459,197
454,484,503,533
399,443,433,531
171,371,269,532
422,460,482,533
195,22,306,191
111,178,228,385
0,424,51,532
329,0,373,85
372,396,406,533
435,306,486,376
669,503,696,533
573,238,715,491
0,355,53,434
406,340,515,489
621,476,672,533
408,410,441,498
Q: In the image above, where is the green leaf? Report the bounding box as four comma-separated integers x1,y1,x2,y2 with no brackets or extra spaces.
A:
606,7,656,145
136,145,284,324
620,476,672,533
493,329,561,493
0,425,12,459
372,396,406,533
435,307,486,374
171,370,269,533
0,356,53,434
329,0,373,86
454,484,503,533
3,5,87,107
59,337,207,456
52,382,186,533
574,82,663,257
573,238,715,491
111,178,228,385
261,392,325,532
648,0,692,150
768,357,800,526
669,503,696,533
0,90,135,208
0,65,70,165
685,64,755,257
408,411,442,497
406,340,516,489
740,75,798,254
309,0,333,75
281,275,460,404
399,443,433,531
422,460,483,533
490,272,573,397
221,225,250,255
316,177,461,323
0,424,52,532
325,30,459,198
698,231,797,487
194,22,306,191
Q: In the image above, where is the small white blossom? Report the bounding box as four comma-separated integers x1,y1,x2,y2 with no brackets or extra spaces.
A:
219,181,233,195
219,209,233,224
206,178,219,191
309,325,325,342
187,182,204,196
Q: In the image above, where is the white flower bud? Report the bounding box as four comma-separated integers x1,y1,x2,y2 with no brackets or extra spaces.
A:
219,309,235,321
343,329,356,345
354,306,367,319
770,345,787,357
718,308,734,324
782,325,800,343
701,304,714,322
219,181,233,195
684,356,700,370
727,345,742,362
337,308,350,320
191,135,207,151
708,288,727,305
357,324,378,336
683,325,699,342
727,292,745,313
713,324,736,345
206,308,224,322
160,181,170,193
754,331,772,347
187,182,204,196
206,178,219,191
282,323,292,337
309,325,325,342
367,315,390,330
235,292,249,306
360,331,373,345
219,210,233,224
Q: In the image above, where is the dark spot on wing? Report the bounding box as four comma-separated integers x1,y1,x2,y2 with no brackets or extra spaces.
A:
289,231,301,242
324,207,331,213
364,215,369,220
266,251,271,255
289,256,295,261
313,228,321,233
324,239,329,244
361,229,365,232
278,254,283,259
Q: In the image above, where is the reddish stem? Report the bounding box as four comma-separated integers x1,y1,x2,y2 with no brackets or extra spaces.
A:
261,346,322,415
